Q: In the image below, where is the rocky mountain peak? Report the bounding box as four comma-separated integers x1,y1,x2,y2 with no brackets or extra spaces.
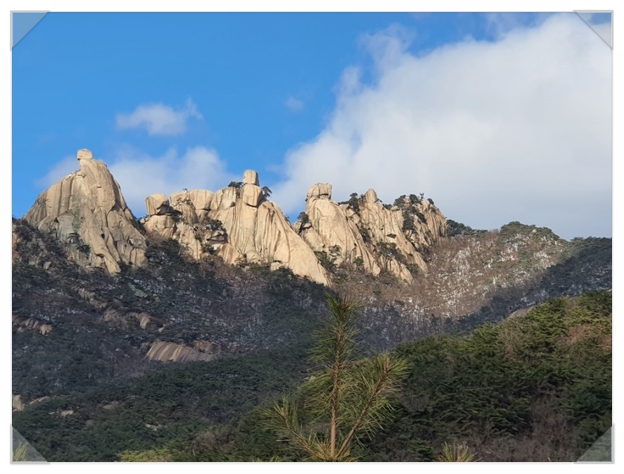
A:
306,183,332,200
142,171,329,286
242,169,259,185
77,148,93,162
20,152,448,287
22,149,147,273
363,188,378,204
295,184,447,282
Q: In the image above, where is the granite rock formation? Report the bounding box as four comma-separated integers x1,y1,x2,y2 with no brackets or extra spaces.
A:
21,150,447,286
294,184,447,282
23,149,147,273
145,340,219,363
142,171,329,286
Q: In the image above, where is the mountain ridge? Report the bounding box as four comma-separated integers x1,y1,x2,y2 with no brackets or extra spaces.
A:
21,149,448,285
13,147,611,405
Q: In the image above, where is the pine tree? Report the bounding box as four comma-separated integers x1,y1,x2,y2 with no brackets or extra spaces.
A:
265,294,408,461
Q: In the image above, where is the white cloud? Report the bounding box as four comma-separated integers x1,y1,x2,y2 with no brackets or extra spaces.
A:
116,98,203,136
285,96,305,112
482,12,552,40
108,145,237,216
36,155,78,188
271,14,612,239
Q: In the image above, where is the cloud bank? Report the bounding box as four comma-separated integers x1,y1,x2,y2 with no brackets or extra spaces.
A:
271,14,612,239
116,98,203,136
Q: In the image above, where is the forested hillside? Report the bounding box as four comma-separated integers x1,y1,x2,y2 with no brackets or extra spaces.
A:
13,291,611,462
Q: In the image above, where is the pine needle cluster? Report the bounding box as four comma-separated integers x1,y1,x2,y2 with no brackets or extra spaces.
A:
436,442,480,462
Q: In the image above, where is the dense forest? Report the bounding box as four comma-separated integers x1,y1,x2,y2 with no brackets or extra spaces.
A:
13,291,611,462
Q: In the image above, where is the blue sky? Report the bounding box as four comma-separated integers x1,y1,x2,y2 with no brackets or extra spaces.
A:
12,11,613,239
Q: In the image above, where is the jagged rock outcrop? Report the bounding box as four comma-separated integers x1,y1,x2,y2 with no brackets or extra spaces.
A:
142,190,228,260
12,314,52,335
294,183,381,276
145,340,219,362
23,149,147,273
145,193,170,216
20,150,446,286
176,189,215,221
392,194,448,252
142,171,329,286
295,184,447,283
12,395,24,412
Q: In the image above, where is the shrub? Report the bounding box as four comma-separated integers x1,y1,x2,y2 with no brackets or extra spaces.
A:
203,218,224,232
297,212,310,227
436,442,480,462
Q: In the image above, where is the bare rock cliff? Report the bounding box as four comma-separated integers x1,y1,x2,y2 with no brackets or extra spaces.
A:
142,190,227,260
142,170,329,286
294,183,382,277
23,149,147,273
20,150,446,287
294,185,447,282
145,340,219,363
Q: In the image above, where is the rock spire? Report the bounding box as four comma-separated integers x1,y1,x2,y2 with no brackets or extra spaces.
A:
23,149,147,273
142,170,329,286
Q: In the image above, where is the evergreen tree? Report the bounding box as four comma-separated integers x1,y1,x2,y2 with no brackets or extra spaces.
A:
266,294,408,461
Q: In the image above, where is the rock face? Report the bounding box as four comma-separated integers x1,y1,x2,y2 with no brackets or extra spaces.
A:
20,150,447,286
23,149,147,273
142,171,329,286
294,183,382,277
145,340,218,363
142,190,227,260
13,395,24,412
294,185,447,282
12,314,53,335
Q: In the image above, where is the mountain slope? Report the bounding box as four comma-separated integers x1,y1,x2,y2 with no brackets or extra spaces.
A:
12,291,611,462
12,148,611,462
